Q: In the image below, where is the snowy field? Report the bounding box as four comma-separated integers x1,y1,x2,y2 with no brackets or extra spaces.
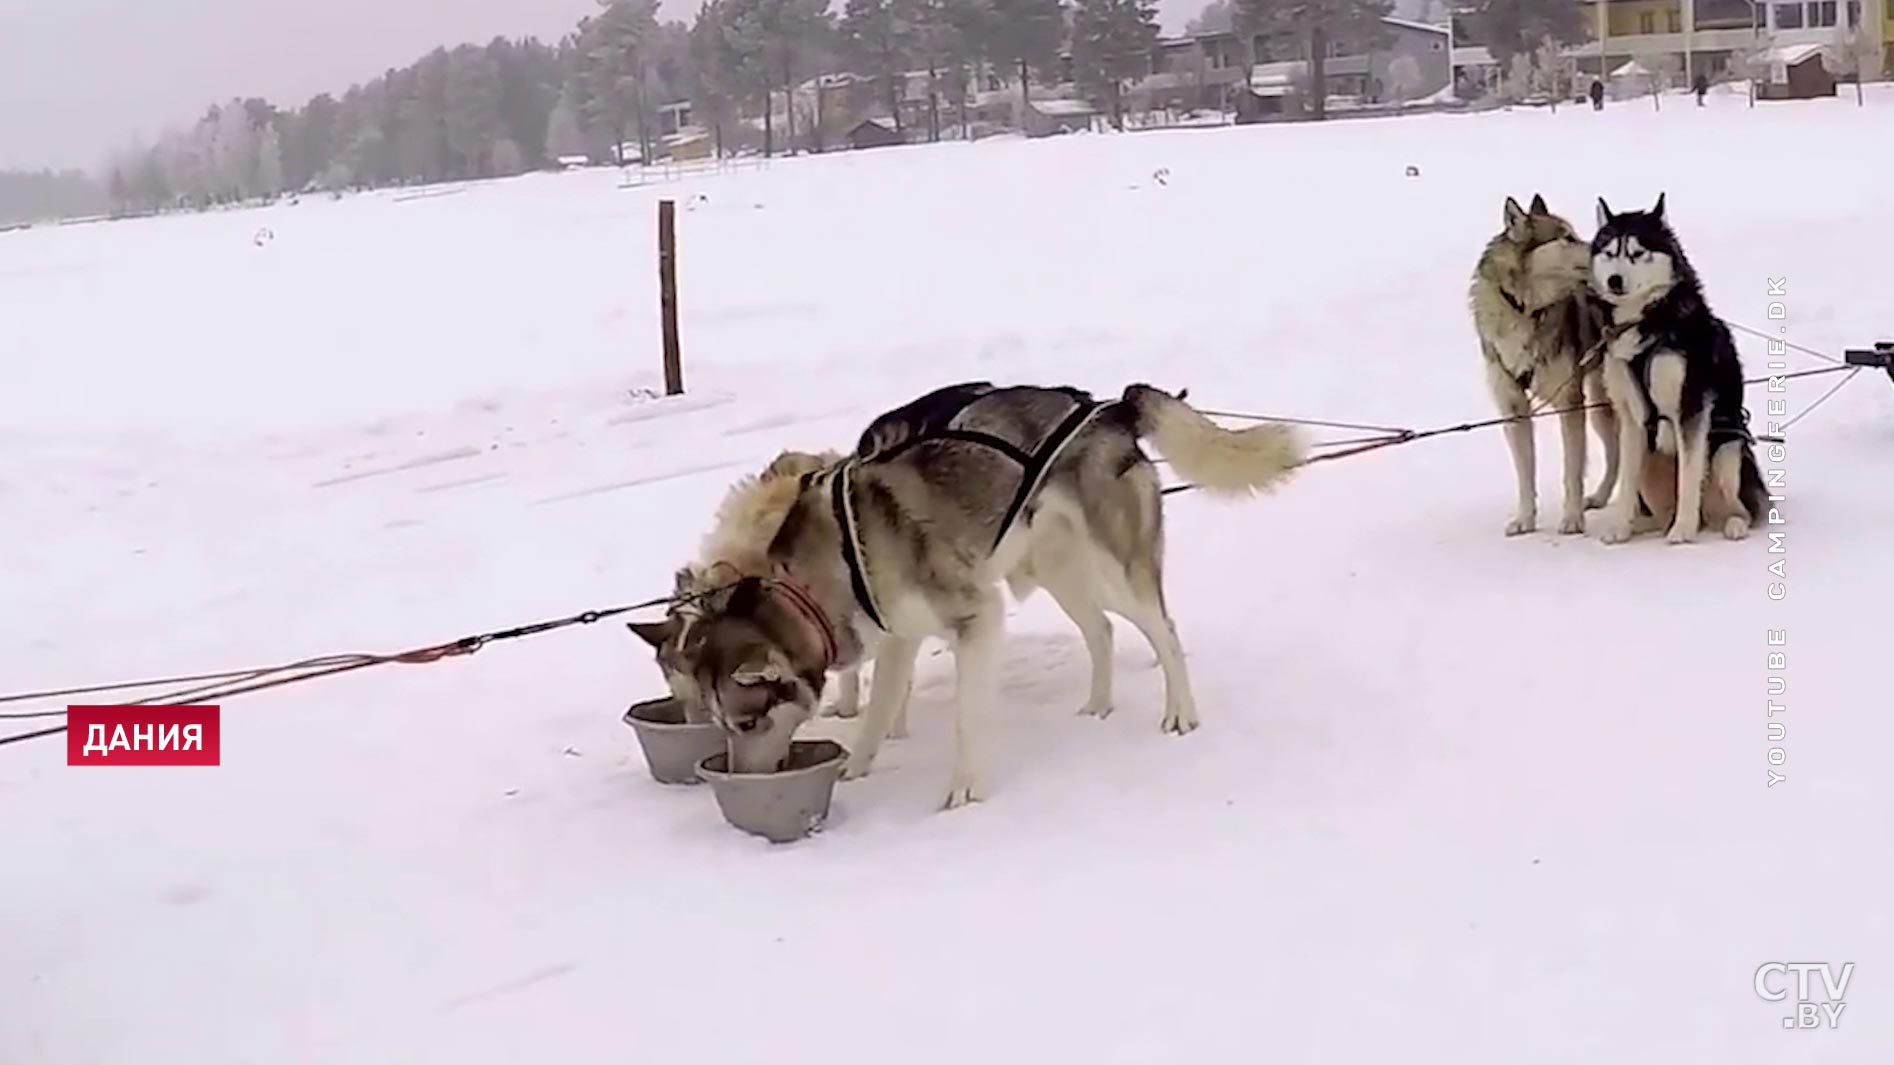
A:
5,87,1893,1064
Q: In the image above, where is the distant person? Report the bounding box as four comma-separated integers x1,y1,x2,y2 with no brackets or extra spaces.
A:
1694,73,1709,105
1589,79,1605,110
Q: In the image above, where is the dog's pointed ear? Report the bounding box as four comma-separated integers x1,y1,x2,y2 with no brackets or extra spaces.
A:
725,575,764,617
1529,193,1548,215
1503,196,1528,236
1596,197,1614,229
627,616,680,650
1650,191,1666,219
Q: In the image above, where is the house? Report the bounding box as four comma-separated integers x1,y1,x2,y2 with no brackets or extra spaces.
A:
847,118,903,150
1147,14,1454,110
1564,0,1892,84
1022,97,1097,137
1757,41,1841,95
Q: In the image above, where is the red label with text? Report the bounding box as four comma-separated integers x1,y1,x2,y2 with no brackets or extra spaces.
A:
67,705,221,766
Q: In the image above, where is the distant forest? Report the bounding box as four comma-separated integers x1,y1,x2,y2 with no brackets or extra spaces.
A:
95,0,1161,215
0,170,108,227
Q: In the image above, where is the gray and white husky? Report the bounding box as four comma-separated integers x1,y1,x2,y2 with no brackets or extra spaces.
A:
1469,194,1621,535
1588,194,1767,544
668,381,1304,809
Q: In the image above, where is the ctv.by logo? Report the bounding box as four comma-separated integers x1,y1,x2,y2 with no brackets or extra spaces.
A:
1755,962,1853,1030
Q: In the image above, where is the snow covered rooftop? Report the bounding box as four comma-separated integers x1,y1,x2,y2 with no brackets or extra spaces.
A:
1034,98,1097,116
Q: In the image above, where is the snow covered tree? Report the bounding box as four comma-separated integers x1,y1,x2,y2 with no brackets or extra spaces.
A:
1186,0,1234,34
1503,51,1534,103
1533,34,1577,110
256,124,285,196
1386,53,1423,105
1071,0,1160,129
211,102,260,200
546,88,589,159
1634,48,1679,110
1827,24,1881,107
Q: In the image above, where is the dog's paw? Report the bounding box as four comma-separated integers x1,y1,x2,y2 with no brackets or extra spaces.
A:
1558,511,1586,535
821,703,860,720
1595,512,1635,544
1078,700,1114,719
1584,490,1613,511
941,774,987,810
1666,523,1699,545
841,755,876,781
1723,517,1751,541
1160,706,1200,735
1504,512,1537,536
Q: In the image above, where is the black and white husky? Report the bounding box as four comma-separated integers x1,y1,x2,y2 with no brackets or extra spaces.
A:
1589,194,1767,544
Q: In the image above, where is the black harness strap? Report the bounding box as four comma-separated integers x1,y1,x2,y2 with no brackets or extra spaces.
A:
829,391,1110,630
830,466,886,631
989,400,1107,552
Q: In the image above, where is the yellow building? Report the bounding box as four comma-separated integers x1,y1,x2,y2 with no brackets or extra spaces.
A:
1572,0,1891,81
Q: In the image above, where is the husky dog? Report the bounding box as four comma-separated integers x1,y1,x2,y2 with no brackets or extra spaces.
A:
1588,194,1766,544
669,381,1303,809
629,450,891,726
1469,194,1620,535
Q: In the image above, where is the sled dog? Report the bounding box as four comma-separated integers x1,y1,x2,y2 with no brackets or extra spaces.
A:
1469,194,1621,535
667,381,1304,809
629,450,896,727
1588,194,1767,544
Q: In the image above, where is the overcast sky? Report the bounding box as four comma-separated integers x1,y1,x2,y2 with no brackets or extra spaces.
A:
0,0,1206,173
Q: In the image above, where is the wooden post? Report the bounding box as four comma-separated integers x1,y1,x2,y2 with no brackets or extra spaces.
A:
658,198,682,396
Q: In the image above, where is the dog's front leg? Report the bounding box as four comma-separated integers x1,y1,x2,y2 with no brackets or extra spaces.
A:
1668,412,1711,544
823,666,861,719
1487,364,1537,535
1586,373,1620,509
1595,362,1647,544
1557,389,1589,534
841,637,920,781
942,593,1003,810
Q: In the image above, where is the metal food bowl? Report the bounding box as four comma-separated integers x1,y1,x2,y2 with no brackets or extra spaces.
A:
623,697,725,786
695,739,847,843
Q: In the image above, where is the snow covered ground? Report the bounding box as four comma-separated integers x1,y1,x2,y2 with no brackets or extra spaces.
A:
4,87,1893,1064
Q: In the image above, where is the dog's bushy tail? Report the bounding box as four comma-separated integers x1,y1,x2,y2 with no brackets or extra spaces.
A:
1120,384,1304,496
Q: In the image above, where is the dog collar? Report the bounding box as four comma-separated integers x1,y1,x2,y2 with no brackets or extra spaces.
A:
766,576,840,673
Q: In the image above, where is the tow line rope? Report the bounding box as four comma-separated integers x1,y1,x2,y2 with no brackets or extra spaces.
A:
0,597,684,747
6,339,1886,749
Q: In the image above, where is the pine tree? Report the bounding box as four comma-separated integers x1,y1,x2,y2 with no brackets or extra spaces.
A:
691,0,752,154
1071,0,1159,129
1462,0,1585,71
445,46,504,177
841,0,919,131
987,0,1065,105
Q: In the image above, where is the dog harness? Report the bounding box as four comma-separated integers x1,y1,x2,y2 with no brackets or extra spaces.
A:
827,386,1111,631
1620,337,1756,451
